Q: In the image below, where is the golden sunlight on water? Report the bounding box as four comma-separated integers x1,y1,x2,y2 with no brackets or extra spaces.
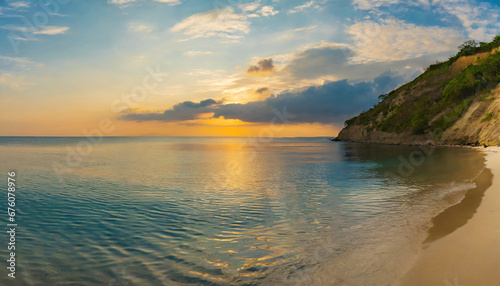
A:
0,137,485,285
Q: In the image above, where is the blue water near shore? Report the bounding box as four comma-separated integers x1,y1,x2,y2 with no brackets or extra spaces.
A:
0,137,485,285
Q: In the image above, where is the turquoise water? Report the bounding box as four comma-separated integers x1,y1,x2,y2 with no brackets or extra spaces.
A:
0,137,485,285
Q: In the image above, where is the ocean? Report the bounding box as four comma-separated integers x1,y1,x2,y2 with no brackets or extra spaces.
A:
0,137,485,285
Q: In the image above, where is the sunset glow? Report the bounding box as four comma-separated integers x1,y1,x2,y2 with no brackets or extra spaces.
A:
0,0,498,136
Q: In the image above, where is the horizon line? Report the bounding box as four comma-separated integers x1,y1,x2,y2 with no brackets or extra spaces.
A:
0,135,336,138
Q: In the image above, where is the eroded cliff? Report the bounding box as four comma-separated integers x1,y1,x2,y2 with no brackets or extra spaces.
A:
337,37,500,146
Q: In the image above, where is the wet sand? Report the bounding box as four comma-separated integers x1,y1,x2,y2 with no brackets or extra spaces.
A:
400,147,500,285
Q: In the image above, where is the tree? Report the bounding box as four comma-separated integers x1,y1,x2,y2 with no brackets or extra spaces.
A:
378,94,389,102
458,40,479,55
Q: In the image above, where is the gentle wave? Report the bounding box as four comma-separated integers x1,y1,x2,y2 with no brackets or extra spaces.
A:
0,138,485,285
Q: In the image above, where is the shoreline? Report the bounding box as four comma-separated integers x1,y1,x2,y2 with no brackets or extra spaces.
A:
424,166,492,244
399,146,500,285
335,138,499,148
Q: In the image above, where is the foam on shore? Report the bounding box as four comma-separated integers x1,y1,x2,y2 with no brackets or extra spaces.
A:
399,146,500,285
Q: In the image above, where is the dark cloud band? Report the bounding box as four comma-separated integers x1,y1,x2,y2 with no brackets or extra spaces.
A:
120,71,403,125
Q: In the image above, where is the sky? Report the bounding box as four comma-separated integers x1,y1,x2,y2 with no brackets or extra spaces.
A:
0,0,499,137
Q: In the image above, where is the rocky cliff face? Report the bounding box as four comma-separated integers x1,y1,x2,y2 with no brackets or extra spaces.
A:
440,84,500,146
337,40,500,146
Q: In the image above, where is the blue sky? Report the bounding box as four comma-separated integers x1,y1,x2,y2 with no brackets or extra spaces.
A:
0,0,499,136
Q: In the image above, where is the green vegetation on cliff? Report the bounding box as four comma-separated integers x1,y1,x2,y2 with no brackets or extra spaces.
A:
344,35,500,136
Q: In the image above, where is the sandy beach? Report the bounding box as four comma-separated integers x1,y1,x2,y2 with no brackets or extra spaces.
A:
400,146,500,285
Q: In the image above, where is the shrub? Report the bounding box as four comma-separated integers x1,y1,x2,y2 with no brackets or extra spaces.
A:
481,112,493,122
378,94,389,102
411,114,429,134
342,35,500,134
442,52,500,104
344,117,357,128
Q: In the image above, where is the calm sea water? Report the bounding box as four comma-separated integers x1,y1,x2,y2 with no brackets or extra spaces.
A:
0,137,485,285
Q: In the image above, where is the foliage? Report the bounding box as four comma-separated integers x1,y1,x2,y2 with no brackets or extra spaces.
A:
378,94,389,102
482,112,494,122
411,106,431,134
448,35,500,64
344,117,356,128
458,40,479,54
442,52,500,104
430,98,474,131
342,35,500,135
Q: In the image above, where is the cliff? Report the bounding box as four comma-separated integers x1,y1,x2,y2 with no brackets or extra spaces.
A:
337,36,500,146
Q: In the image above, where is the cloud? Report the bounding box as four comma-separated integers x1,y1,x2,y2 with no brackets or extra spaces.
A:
294,25,317,32
171,7,249,41
1,25,30,33
209,39,446,108
0,55,41,90
278,25,318,40
433,0,500,41
242,3,279,18
34,26,69,35
288,1,322,14
181,69,242,93
1,25,69,35
47,12,67,17
257,40,446,90
352,0,430,10
256,87,269,94
352,0,400,10
352,0,499,42
128,22,154,33
170,4,279,41
0,73,30,90
183,51,213,56
285,43,352,79
108,0,137,6
108,0,182,7
246,58,276,75
253,87,272,99
120,72,404,125
220,86,274,103
9,36,38,41
0,56,40,67
8,1,30,9
239,2,260,12
211,73,402,124
179,99,219,108
121,99,221,122
153,0,181,5
347,19,462,63
259,6,278,16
